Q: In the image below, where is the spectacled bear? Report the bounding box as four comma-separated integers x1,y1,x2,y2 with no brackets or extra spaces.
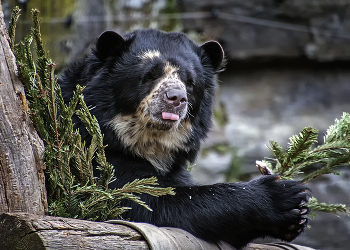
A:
59,29,309,249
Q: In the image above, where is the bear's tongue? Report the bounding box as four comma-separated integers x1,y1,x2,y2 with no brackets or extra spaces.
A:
162,112,179,121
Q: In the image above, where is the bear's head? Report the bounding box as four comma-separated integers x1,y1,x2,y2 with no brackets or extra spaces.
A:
63,29,224,172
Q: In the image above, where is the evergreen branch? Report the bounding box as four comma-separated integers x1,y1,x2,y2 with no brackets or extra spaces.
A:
282,128,318,175
301,167,339,184
310,141,350,155
31,9,50,91
23,36,35,71
267,141,285,174
75,93,115,189
261,115,350,216
325,113,350,143
308,197,349,215
8,6,20,50
35,73,45,97
31,9,45,59
93,178,175,213
115,177,175,197
48,63,61,151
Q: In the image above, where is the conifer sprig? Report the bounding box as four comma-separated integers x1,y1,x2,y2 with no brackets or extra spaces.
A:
8,6,20,50
9,7,174,221
308,197,348,215
260,113,350,216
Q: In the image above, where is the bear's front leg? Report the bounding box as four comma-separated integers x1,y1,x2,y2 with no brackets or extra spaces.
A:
125,174,310,249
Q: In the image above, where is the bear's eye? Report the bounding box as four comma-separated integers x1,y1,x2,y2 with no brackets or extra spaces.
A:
187,78,194,86
186,78,195,92
143,66,162,83
185,71,195,87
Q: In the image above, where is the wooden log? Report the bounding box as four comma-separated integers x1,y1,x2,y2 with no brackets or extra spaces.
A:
0,213,315,250
0,213,149,250
0,1,47,214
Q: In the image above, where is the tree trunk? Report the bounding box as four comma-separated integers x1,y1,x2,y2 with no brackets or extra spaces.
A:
0,1,47,214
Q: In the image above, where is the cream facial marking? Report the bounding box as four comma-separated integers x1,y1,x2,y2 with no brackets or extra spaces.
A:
138,50,161,60
108,61,191,172
108,113,192,173
163,62,178,76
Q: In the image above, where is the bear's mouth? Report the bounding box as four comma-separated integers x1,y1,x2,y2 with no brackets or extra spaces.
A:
142,81,188,130
162,112,179,121
147,109,186,130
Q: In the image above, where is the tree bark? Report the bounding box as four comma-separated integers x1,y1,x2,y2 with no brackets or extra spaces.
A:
0,213,314,250
0,1,47,214
0,213,149,250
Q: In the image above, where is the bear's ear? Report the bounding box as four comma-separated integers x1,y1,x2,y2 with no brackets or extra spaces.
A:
200,41,224,71
96,31,126,59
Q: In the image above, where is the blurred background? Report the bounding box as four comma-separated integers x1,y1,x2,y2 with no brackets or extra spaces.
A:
2,0,350,249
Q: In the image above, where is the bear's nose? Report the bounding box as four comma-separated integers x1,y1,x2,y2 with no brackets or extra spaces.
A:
165,89,187,107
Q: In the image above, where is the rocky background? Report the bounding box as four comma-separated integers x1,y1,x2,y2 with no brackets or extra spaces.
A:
3,0,350,249
179,2,350,249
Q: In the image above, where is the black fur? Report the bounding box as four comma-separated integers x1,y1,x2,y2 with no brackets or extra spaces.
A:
59,29,309,249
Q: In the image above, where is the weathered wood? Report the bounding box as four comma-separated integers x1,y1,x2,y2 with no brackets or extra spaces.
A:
0,213,149,250
0,213,315,250
0,1,47,214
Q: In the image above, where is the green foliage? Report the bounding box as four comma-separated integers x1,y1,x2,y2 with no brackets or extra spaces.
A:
308,197,348,215
225,147,244,182
159,0,179,31
9,7,174,221
213,102,228,127
8,6,20,50
268,127,319,180
263,113,350,216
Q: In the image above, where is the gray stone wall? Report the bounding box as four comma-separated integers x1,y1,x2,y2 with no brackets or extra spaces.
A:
178,0,350,61
194,65,350,249
179,1,350,249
